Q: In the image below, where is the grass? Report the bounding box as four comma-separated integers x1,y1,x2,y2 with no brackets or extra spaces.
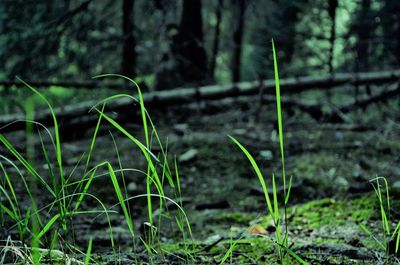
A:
360,177,400,264
0,75,193,263
1,43,399,264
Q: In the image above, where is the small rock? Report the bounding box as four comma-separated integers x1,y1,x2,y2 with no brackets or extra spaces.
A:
232,128,247,136
178,148,198,163
335,176,349,188
270,130,278,142
205,234,222,244
392,180,400,191
173,123,189,135
259,150,273,160
335,131,344,141
127,182,138,192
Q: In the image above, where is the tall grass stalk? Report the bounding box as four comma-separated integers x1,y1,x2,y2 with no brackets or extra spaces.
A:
229,40,306,264
90,76,186,249
93,75,156,238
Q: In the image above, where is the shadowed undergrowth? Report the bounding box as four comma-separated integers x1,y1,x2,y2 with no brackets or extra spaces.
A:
1,43,400,264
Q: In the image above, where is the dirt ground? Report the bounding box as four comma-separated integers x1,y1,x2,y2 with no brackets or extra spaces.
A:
1,92,400,264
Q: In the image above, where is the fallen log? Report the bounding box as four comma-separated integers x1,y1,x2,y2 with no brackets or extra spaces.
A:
0,80,128,90
1,69,399,92
0,70,399,134
326,83,400,122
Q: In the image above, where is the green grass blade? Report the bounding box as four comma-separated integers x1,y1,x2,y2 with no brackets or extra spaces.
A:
17,78,65,196
0,135,55,197
36,214,60,241
84,238,93,265
271,40,286,187
174,156,181,195
106,162,135,241
95,109,163,195
285,175,293,205
84,103,105,173
272,173,279,223
276,242,309,265
93,74,149,147
359,223,386,250
0,185,19,221
0,163,20,214
228,135,273,215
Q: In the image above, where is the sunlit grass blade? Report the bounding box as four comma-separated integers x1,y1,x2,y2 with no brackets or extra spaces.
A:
93,74,149,146
285,175,293,205
271,40,286,187
272,39,290,258
272,173,279,223
106,162,135,241
84,238,93,265
0,162,20,216
174,156,181,196
94,109,163,196
228,135,273,216
0,185,20,224
396,227,400,254
36,214,60,241
84,103,105,173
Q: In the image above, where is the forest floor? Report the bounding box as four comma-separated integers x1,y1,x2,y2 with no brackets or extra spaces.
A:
1,91,400,264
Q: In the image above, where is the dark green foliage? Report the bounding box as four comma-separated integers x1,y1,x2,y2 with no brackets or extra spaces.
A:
1,0,399,88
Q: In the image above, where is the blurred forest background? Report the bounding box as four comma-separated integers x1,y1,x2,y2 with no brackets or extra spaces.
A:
1,2,400,262
1,0,399,93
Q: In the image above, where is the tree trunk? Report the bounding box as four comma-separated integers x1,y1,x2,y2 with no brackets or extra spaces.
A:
354,0,372,98
355,0,371,72
121,0,135,78
231,0,246,83
276,1,306,66
177,0,208,84
328,0,338,75
3,70,399,134
209,0,223,80
382,0,400,62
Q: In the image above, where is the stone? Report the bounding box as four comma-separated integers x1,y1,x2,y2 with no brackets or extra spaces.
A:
178,148,198,163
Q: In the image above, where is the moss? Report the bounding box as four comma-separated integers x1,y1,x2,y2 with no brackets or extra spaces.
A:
208,211,258,225
290,195,376,229
214,237,276,263
160,242,204,254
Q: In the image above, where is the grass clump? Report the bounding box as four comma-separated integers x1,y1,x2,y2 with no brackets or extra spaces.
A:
0,76,192,263
360,177,400,263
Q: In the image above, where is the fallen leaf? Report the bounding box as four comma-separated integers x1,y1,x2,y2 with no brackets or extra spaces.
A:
247,224,268,235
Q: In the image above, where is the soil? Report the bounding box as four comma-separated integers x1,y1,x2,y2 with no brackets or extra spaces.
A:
1,92,400,264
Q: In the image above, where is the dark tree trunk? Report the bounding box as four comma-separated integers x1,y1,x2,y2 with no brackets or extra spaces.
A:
382,0,400,63
154,0,207,89
121,0,136,78
275,1,306,65
209,0,223,80
328,0,338,75
355,0,371,72
177,0,207,84
354,0,372,98
231,0,246,83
